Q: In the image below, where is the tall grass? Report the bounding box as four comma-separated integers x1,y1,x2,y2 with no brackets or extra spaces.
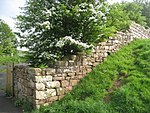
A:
31,39,150,113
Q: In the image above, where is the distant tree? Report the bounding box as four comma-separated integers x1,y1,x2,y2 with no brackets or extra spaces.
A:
106,1,147,33
134,0,150,27
123,1,146,26
0,19,17,56
106,3,131,32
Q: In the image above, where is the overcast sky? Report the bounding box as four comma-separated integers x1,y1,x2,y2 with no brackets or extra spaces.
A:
0,0,133,31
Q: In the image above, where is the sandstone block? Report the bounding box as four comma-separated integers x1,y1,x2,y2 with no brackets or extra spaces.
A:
35,83,45,91
53,76,65,81
58,73,67,77
46,89,56,96
59,95,65,100
65,86,73,93
103,52,108,58
68,60,75,66
69,66,76,73
78,75,84,79
86,68,92,73
82,59,88,66
93,62,100,67
56,69,64,73
45,81,60,88
61,80,69,87
104,46,109,50
34,76,42,83
65,77,71,80
101,42,107,46
69,55,77,60
88,62,93,66
47,96,58,102
35,91,47,99
45,68,56,75
76,60,82,65
56,88,64,95
67,73,75,76
35,99,46,105
28,68,42,76
70,80,78,86
55,61,68,67
45,76,53,81
82,68,87,75
64,68,71,73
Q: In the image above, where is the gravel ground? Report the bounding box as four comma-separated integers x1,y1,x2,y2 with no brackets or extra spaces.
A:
0,93,23,113
0,65,23,113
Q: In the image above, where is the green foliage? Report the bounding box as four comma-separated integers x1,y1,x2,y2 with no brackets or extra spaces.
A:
33,100,111,113
0,19,17,55
111,78,150,113
30,39,150,113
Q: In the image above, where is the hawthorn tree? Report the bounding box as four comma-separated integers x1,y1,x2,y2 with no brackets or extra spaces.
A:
17,0,109,67
0,19,17,56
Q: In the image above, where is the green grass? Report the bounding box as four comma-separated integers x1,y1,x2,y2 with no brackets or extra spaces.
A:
31,39,150,113
0,55,25,63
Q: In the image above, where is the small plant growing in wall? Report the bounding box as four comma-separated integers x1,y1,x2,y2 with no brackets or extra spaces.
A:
14,98,22,107
14,98,33,112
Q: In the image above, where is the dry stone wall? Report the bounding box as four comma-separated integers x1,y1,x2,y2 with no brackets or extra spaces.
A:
13,22,150,108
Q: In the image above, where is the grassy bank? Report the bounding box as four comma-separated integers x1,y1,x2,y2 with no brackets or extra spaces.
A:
31,39,150,113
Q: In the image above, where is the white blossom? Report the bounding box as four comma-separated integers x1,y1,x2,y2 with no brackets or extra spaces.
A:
97,11,105,16
89,4,94,9
90,6,97,14
89,16,95,21
45,25,50,29
102,16,107,20
49,54,57,58
40,21,51,29
79,3,87,8
56,40,65,47
79,9,87,12
45,10,52,17
51,7,56,11
79,33,83,38
40,21,50,26
64,36,93,49
55,36,93,49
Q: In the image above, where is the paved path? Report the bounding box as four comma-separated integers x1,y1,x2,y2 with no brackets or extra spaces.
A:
0,69,23,113
0,92,23,113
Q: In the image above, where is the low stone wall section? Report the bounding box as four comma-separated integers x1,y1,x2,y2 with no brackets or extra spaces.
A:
13,22,150,108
